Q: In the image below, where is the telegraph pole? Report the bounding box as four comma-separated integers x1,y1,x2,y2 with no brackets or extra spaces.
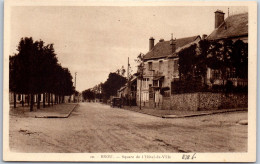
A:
74,72,77,102
138,55,144,110
75,72,77,90
127,57,131,107
127,57,129,80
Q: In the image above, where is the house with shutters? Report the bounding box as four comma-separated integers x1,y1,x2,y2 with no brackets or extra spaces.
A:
206,10,248,87
136,35,201,108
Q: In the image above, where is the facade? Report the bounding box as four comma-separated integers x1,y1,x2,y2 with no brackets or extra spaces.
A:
118,77,137,106
206,10,248,87
137,35,201,108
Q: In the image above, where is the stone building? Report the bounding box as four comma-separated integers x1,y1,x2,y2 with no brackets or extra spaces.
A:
137,35,201,108
206,10,248,87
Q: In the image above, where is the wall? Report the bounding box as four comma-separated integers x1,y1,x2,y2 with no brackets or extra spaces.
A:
162,93,199,111
161,92,247,111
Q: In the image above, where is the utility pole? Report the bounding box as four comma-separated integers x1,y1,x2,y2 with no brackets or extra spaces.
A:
74,72,77,102
127,57,129,80
138,54,144,110
75,72,77,90
127,57,130,106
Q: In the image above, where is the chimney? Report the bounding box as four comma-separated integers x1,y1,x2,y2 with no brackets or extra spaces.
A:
159,38,164,42
170,34,176,53
202,34,207,40
215,10,225,29
149,37,155,51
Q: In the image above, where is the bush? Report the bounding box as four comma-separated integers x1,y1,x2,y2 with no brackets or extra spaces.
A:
171,79,208,94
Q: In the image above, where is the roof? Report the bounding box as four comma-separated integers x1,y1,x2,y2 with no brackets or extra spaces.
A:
207,13,248,40
144,35,200,60
118,86,127,92
153,76,164,81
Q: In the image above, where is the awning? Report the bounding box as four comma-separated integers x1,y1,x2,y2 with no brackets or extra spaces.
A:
153,76,164,81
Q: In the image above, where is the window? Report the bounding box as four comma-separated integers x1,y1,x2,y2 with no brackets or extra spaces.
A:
153,80,158,87
212,70,220,79
163,91,170,97
153,80,162,87
141,92,149,102
148,62,153,71
142,78,149,89
159,61,163,72
174,59,178,73
227,68,237,78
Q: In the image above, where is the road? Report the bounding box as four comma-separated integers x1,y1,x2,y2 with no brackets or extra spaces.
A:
9,102,248,153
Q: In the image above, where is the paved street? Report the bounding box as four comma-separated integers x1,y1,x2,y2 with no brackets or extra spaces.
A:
9,102,247,153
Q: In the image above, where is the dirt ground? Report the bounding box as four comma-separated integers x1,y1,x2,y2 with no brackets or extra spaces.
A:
9,102,248,153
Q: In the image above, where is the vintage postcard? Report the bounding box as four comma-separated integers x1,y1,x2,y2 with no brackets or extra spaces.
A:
3,0,257,162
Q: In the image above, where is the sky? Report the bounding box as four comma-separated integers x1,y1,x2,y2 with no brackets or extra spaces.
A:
10,6,248,92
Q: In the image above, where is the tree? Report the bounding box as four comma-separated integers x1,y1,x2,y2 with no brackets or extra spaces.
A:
82,89,95,101
176,38,248,93
197,39,211,84
208,39,233,85
9,37,74,111
116,66,126,77
178,44,197,81
102,73,127,101
231,40,248,79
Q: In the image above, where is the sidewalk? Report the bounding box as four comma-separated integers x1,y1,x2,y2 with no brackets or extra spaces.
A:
10,103,78,118
122,106,247,118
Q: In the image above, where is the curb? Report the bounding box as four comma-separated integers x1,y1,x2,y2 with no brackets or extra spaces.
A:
35,104,79,118
121,107,164,118
121,107,247,119
162,108,247,119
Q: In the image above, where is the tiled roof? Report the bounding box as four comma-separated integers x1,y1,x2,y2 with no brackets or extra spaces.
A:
207,13,248,40
144,35,200,60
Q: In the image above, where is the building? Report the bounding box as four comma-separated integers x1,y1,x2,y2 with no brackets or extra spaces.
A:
206,10,248,86
137,35,201,108
118,77,137,106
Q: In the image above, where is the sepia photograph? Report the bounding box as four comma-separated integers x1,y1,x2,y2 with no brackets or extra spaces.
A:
3,0,257,162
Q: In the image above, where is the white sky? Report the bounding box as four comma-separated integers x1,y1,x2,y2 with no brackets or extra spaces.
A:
10,6,247,92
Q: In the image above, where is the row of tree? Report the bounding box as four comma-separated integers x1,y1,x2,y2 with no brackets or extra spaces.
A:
10,37,75,111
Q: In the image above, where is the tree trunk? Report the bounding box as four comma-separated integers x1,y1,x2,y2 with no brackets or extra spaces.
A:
51,94,53,106
21,94,24,107
27,94,30,106
13,93,16,108
43,93,46,108
30,94,34,112
48,93,50,106
54,95,57,104
37,93,41,109
62,96,65,103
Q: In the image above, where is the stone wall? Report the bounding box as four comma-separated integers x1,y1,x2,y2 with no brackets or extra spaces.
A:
161,92,248,111
198,92,221,110
220,93,248,109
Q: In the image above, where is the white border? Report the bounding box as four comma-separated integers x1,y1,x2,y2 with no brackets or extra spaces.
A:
3,0,257,162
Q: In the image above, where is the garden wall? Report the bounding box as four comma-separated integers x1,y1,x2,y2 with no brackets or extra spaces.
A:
162,92,248,111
